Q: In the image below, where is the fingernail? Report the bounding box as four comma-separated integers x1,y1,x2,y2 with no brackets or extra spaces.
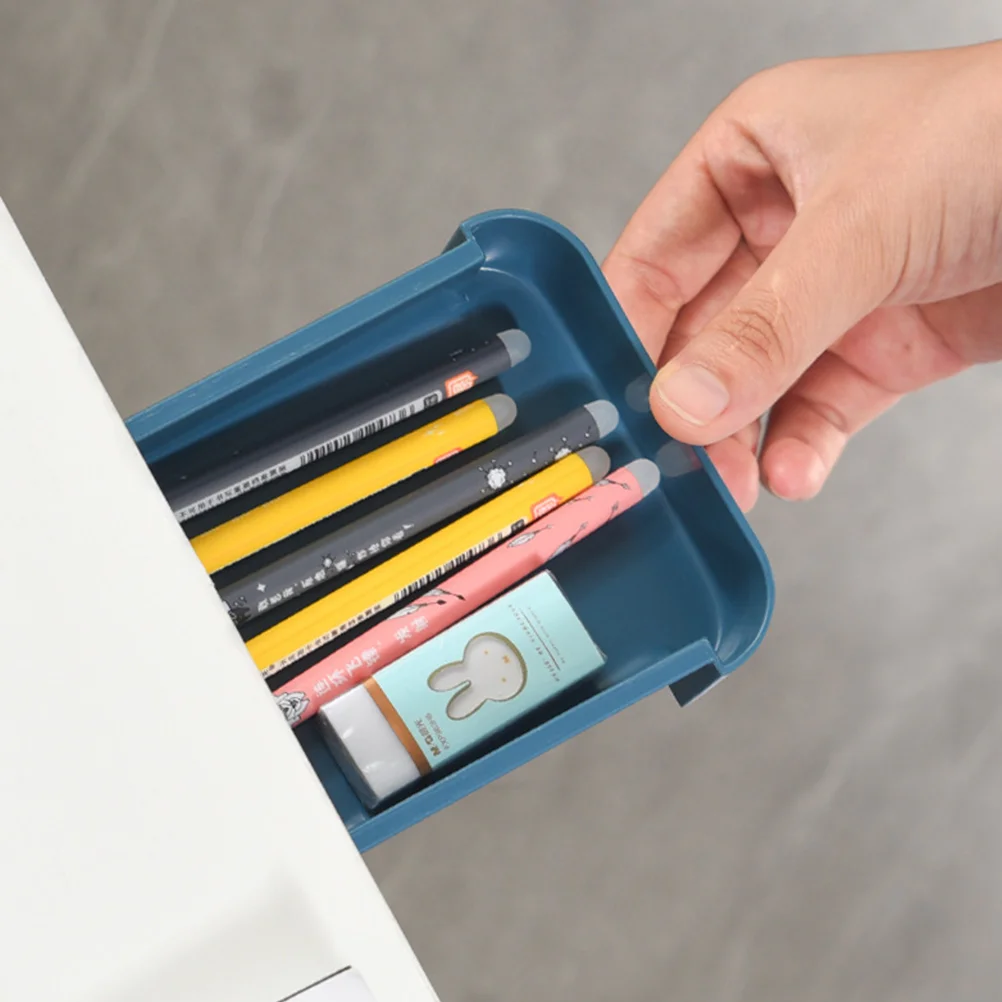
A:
654,365,730,426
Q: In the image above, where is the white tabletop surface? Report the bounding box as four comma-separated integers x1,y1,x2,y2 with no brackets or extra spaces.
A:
0,198,438,1002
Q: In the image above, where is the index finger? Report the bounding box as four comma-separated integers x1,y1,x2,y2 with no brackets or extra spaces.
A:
602,135,741,363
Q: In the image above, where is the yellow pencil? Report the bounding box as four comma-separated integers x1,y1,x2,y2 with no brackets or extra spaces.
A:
191,394,516,574
248,445,611,677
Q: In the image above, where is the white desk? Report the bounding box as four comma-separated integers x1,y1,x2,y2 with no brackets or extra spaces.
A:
0,199,438,1002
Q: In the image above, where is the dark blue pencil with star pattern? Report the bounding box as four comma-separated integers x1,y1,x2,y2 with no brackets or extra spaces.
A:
217,401,619,626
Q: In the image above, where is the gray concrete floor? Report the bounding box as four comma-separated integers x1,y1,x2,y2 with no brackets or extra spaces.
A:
3,3,1002,1000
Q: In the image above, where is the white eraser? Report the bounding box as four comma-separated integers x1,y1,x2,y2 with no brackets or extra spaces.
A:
319,685,421,806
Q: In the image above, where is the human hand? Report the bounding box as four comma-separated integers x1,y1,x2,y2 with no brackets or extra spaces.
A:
603,42,1002,511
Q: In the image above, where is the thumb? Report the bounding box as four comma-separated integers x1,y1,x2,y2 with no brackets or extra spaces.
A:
649,195,900,445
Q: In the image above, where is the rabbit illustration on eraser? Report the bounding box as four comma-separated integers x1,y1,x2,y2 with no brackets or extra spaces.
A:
428,633,528,720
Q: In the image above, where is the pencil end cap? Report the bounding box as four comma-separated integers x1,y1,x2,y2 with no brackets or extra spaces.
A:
577,445,611,483
483,393,518,432
583,400,620,438
623,458,662,497
497,328,532,367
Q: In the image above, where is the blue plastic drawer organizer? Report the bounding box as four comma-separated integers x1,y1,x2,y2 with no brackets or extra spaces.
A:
127,210,774,852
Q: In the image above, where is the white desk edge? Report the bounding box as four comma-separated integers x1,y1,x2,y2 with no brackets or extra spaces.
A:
0,198,439,1002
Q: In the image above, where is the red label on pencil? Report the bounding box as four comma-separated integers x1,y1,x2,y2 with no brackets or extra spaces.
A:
433,448,461,464
444,371,477,397
273,462,656,728
531,494,561,519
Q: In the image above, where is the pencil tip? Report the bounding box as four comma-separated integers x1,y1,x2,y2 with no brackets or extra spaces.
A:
623,458,662,496
483,393,518,431
583,400,620,438
497,328,532,367
577,446,611,483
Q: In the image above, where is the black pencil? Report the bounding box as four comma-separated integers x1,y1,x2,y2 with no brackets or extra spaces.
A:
167,329,531,523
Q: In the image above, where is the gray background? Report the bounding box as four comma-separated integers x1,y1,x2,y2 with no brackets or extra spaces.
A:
3,3,1002,1000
